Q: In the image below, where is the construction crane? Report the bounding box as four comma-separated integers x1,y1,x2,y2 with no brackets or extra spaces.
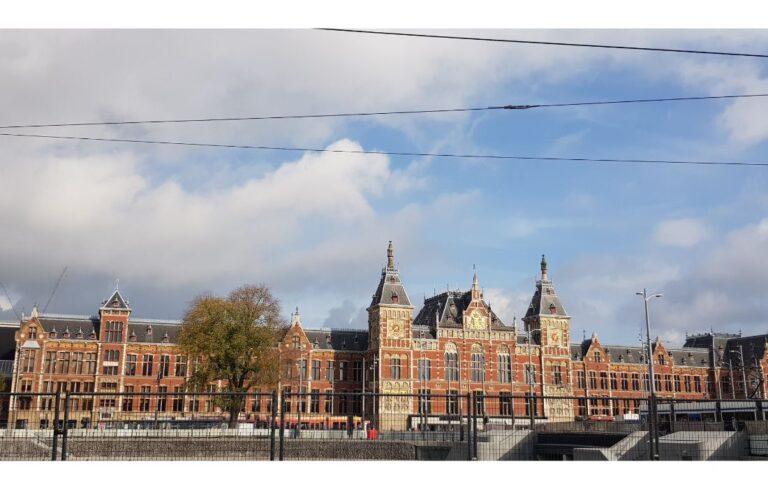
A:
42,266,68,315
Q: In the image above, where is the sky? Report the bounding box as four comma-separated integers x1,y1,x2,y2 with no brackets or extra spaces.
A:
1,29,768,347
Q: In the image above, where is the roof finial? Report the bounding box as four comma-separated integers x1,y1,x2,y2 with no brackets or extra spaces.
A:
472,264,479,288
115,278,119,291
540,254,549,281
386,240,395,269
292,307,301,325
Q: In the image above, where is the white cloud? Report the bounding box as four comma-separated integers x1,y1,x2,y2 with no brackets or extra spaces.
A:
653,218,711,247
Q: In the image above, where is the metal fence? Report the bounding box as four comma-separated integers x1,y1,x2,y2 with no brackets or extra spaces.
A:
2,391,767,461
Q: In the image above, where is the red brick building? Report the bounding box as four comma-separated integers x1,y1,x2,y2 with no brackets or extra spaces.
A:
4,242,768,429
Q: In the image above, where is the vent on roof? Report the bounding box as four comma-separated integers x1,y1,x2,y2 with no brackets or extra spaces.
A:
89,329,97,340
76,328,84,339
618,354,624,362
162,331,169,343
49,328,57,339
129,330,137,342
63,327,70,339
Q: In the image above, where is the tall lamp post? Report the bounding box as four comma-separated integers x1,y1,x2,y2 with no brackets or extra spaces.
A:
296,345,305,437
636,288,663,461
526,325,542,428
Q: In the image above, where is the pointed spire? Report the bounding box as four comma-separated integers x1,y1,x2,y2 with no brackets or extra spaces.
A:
30,305,39,319
541,254,549,281
291,307,301,326
386,240,395,270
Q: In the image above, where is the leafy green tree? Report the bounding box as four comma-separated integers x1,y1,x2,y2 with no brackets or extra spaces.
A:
178,284,283,427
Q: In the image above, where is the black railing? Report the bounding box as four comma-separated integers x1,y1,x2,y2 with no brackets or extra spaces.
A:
1,391,766,461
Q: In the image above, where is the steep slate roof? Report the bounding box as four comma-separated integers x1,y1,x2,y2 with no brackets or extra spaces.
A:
303,329,368,351
722,334,768,366
524,255,568,318
370,241,412,308
33,314,182,344
101,289,130,310
570,340,711,367
413,290,507,331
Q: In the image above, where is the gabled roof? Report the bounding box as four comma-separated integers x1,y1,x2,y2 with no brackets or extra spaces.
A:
101,289,130,311
413,290,507,330
524,255,568,318
369,241,412,308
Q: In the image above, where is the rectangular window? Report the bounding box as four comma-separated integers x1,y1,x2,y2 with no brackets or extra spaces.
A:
418,389,432,415
103,349,119,375
338,361,347,381
85,353,97,375
283,387,291,413
72,352,83,375
338,394,348,414
22,350,37,373
139,386,151,412
418,358,431,381
325,361,334,381
684,375,692,392
312,360,321,381
105,321,123,342
159,355,170,378
473,391,484,415
447,390,459,415
577,370,586,389
122,386,134,412
125,354,137,376
577,398,587,417
299,359,308,380
654,374,662,391
445,353,459,382
175,355,187,377
632,374,640,391
497,354,511,383
553,365,563,385
610,372,617,390
352,361,362,382
589,371,597,389
157,386,168,412
674,375,681,392
500,392,513,416
621,373,629,390
142,354,153,376
390,358,401,380
310,389,320,413
471,353,484,382
172,387,184,412
44,351,55,374
599,372,608,390
57,352,70,374
324,389,332,414
665,375,673,392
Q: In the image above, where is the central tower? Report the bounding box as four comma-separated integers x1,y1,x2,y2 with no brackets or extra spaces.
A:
367,241,414,428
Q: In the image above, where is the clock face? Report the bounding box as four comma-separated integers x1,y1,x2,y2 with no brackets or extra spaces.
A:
387,319,405,339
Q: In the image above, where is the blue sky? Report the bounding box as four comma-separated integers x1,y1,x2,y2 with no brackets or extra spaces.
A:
2,30,768,347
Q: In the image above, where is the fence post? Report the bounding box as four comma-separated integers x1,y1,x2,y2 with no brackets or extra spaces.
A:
472,393,479,460
278,390,286,461
269,391,278,461
51,389,61,461
669,401,676,434
757,400,765,421
61,391,71,460
465,392,472,460
528,394,535,430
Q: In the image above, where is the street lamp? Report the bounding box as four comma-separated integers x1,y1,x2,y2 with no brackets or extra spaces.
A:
295,344,305,437
526,323,542,428
368,356,378,429
636,288,663,461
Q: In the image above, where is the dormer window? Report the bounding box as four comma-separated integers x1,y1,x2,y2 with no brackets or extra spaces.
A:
549,304,557,314
391,292,399,304
49,330,57,339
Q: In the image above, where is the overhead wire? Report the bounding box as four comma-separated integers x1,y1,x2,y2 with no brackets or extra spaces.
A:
1,131,766,167
0,93,767,130
318,29,768,59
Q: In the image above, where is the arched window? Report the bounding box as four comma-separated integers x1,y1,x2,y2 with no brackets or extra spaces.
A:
471,344,484,382
444,343,459,382
497,346,511,383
